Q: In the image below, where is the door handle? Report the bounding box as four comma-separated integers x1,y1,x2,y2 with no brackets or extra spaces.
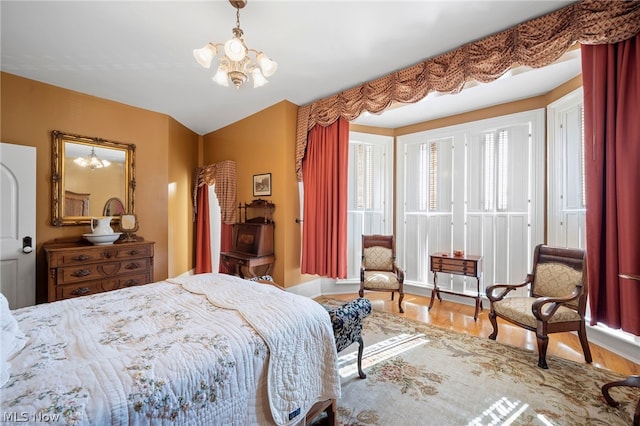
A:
22,236,33,254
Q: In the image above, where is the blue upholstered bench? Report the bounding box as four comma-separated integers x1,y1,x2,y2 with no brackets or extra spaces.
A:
247,277,372,379
323,298,372,379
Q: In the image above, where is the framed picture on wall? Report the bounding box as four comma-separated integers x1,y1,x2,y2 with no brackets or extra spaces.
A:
253,173,271,197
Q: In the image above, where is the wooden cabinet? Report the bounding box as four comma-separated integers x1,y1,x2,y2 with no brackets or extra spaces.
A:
44,239,154,302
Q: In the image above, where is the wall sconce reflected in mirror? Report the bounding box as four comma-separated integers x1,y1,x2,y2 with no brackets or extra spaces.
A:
119,214,138,242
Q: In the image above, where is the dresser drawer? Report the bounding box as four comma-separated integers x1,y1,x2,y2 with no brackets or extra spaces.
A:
49,243,153,267
57,258,152,284
56,273,150,300
431,257,478,277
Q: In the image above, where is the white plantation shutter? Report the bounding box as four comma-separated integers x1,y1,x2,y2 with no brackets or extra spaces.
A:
345,132,393,279
397,110,544,293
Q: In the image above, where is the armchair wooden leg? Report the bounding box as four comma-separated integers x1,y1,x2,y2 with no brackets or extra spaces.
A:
578,322,593,363
356,336,366,379
398,293,404,313
488,311,498,340
536,333,549,369
391,292,395,301
601,376,640,426
359,289,364,298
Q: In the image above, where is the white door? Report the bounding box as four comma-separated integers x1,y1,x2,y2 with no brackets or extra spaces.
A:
0,143,36,309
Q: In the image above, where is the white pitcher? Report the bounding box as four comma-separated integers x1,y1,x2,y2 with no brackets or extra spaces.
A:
91,217,114,235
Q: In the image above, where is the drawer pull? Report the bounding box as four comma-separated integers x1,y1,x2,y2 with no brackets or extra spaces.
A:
104,252,113,259
125,263,140,270
71,287,91,296
128,250,139,255
124,279,139,287
71,269,91,277
73,254,90,261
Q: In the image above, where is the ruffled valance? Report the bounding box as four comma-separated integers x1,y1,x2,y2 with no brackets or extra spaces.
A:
193,160,237,224
295,0,640,180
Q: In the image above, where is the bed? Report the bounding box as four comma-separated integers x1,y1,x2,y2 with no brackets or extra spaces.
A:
0,273,340,425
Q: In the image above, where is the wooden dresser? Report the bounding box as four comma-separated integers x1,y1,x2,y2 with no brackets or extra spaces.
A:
44,239,154,302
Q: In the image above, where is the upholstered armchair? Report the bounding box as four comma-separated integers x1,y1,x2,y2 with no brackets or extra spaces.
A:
486,244,592,369
360,235,405,313
323,298,372,379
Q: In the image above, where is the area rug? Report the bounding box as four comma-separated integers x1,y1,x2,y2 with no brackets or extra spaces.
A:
316,297,638,426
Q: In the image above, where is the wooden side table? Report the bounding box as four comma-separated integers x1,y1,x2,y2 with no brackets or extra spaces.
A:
601,273,640,426
220,251,274,279
429,252,483,321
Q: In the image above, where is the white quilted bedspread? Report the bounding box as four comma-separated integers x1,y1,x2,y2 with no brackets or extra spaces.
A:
1,274,340,425
169,273,341,425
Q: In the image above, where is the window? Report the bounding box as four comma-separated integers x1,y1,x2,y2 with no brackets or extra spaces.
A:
547,88,586,249
418,142,439,211
397,110,544,290
482,130,510,211
356,144,374,210
344,132,393,279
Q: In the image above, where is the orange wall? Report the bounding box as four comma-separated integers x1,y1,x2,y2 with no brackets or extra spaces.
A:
202,101,309,287
168,118,200,277
0,72,198,301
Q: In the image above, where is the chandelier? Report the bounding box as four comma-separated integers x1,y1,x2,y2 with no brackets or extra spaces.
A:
74,147,110,170
193,0,277,89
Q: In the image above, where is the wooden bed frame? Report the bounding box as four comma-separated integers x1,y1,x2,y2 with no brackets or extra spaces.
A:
306,399,336,425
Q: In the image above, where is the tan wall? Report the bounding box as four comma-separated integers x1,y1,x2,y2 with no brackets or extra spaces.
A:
202,101,310,287
0,72,198,301
167,119,200,277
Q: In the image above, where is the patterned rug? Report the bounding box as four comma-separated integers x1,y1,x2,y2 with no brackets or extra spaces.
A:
316,297,638,426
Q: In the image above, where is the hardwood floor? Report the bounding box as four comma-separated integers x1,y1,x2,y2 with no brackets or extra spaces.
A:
330,292,640,377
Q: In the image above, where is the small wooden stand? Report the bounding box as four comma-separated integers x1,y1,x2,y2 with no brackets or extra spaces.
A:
429,252,483,321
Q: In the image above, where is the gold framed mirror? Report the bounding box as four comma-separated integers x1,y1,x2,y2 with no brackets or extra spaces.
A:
51,130,135,226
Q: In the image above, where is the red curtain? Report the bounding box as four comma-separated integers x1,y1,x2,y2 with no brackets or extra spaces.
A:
301,118,349,278
195,184,212,274
582,33,640,336
219,223,233,273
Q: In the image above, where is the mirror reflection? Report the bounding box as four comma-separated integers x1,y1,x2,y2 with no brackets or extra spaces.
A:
52,131,135,226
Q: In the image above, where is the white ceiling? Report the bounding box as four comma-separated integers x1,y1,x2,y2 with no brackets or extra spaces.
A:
1,1,579,135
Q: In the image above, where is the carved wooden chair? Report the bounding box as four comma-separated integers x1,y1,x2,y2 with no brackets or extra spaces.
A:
359,235,405,313
486,244,592,369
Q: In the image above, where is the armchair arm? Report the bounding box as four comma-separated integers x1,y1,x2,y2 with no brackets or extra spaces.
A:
531,285,582,321
486,274,533,302
393,262,405,283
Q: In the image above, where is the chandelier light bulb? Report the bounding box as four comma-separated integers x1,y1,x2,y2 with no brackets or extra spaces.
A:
257,52,277,77
213,63,230,86
193,44,216,68
252,68,268,88
224,37,247,62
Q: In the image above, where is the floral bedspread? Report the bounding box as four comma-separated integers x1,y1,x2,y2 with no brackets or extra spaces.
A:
1,276,337,425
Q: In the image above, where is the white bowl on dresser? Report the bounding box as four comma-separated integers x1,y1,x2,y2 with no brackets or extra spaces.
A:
83,233,122,245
